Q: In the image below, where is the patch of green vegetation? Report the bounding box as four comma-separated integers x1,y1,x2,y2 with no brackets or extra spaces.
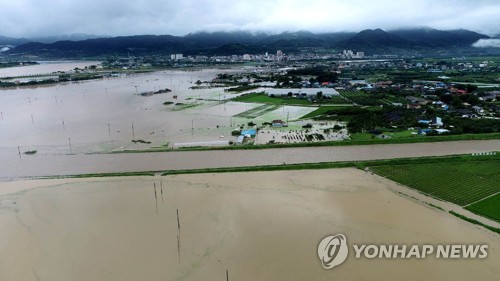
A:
42,171,156,179
446,117,500,134
132,139,152,144
370,161,500,206
362,153,499,169
323,96,350,104
232,92,350,106
234,104,281,118
106,148,170,154
232,92,272,103
466,193,500,223
162,161,356,176
427,203,444,211
350,130,420,141
338,90,383,106
449,211,500,235
305,106,384,123
161,153,498,176
171,103,200,111
349,133,376,141
380,95,408,105
383,130,419,138
341,106,420,134
233,92,310,105
299,106,353,119
447,73,500,84
226,85,260,92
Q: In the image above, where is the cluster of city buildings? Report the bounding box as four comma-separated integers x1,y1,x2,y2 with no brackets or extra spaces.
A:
164,49,365,64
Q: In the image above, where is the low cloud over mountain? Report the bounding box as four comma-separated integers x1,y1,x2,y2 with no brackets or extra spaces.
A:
473,39,500,48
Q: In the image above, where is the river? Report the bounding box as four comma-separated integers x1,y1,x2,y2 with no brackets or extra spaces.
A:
0,140,498,179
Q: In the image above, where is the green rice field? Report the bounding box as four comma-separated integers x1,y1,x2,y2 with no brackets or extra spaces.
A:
299,105,352,119
232,92,350,105
338,90,383,106
370,160,500,207
465,193,500,222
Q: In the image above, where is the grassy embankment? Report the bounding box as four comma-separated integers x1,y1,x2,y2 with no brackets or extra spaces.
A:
47,153,498,179
161,153,498,175
41,171,156,179
449,211,500,234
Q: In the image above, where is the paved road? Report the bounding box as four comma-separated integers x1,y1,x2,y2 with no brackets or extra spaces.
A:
1,140,498,179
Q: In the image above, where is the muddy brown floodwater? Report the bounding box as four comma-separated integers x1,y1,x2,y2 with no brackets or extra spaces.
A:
0,139,498,179
1,63,498,281
1,63,497,180
0,169,498,281
0,61,101,78
0,67,250,154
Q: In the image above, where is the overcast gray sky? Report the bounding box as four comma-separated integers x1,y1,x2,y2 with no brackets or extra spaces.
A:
1,0,499,37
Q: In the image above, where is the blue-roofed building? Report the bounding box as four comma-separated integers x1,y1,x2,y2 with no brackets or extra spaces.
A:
241,129,256,136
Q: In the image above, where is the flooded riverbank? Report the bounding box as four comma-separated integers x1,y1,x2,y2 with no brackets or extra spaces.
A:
0,169,498,281
0,139,498,179
0,61,101,78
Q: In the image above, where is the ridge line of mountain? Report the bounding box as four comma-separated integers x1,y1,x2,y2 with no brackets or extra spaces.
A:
1,28,495,57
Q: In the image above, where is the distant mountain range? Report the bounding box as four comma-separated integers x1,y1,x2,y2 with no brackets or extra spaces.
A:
1,28,496,58
0,33,107,46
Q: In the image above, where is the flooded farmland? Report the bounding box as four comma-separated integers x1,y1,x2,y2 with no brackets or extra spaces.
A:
0,62,498,169
0,63,321,156
1,63,499,281
0,67,235,152
0,169,498,281
1,63,498,177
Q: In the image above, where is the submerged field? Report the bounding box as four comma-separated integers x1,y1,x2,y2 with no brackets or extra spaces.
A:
1,169,499,281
